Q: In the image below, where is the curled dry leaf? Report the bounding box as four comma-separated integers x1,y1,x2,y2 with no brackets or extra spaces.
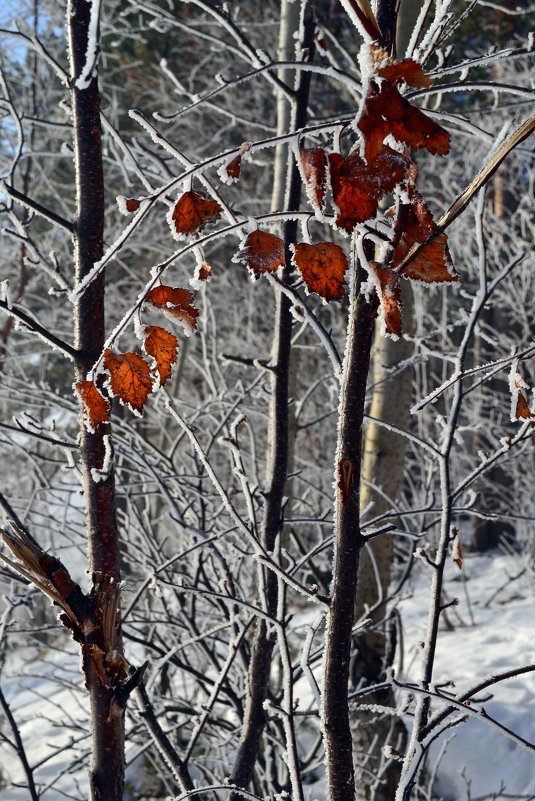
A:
144,285,199,334
367,261,402,338
515,394,535,420
103,349,153,414
299,147,328,214
76,380,110,431
329,147,409,233
233,230,285,278
378,59,432,88
358,80,450,162
452,536,463,570
143,325,179,385
291,241,347,301
391,194,458,283
220,142,251,184
197,262,212,282
170,190,222,238
508,364,535,421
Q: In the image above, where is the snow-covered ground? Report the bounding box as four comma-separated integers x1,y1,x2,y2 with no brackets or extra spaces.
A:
400,547,535,801
0,547,534,799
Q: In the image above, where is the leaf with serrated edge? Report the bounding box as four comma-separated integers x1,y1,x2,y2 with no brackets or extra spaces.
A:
359,80,450,162
103,350,153,414
169,190,222,238
144,286,199,334
329,147,409,232
76,381,110,431
367,261,402,338
292,242,347,301
392,195,458,283
300,148,328,214
233,230,284,278
143,326,179,385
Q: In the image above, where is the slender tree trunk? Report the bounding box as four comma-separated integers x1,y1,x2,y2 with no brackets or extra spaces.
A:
323,250,378,801
350,3,418,796
229,10,315,796
68,3,125,798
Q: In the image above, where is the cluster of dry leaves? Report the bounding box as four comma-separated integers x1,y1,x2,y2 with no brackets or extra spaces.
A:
77,45,463,428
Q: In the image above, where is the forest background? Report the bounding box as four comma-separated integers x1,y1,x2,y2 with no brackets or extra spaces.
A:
0,1,535,800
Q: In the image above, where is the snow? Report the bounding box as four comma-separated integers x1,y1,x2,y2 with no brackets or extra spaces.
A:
399,547,535,801
73,0,103,91
0,546,534,799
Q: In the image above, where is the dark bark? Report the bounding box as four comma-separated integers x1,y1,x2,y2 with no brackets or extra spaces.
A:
68,2,125,798
323,261,378,801
229,12,315,796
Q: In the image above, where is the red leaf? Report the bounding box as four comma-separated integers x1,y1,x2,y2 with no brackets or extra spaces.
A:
144,285,199,333
367,261,402,338
392,195,458,283
375,55,432,88
221,142,251,183
300,147,328,214
103,350,153,413
170,190,222,237
515,394,535,420
76,381,110,431
292,242,347,301
329,147,409,233
358,80,451,162
143,326,179,385
125,198,140,212
233,230,285,278
196,262,212,282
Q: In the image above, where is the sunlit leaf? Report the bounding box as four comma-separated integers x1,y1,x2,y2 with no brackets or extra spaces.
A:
292,241,347,301
103,350,153,414
143,326,179,385
219,142,251,184
515,394,535,420
329,147,409,232
76,381,110,431
359,80,450,162
391,194,458,283
144,285,199,334
233,230,285,278
169,190,222,238
299,147,328,214
376,56,432,88
367,261,402,338
509,364,535,421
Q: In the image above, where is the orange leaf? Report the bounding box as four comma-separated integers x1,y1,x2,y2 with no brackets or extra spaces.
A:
376,58,432,88
358,80,451,162
170,190,222,237
143,326,179,385
392,195,458,283
103,350,153,413
300,147,328,214
196,262,212,282
76,381,110,431
233,230,285,278
515,394,535,420
367,261,402,338
292,242,347,301
452,536,463,570
220,142,251,184
144,285,199,333
329,147,409,233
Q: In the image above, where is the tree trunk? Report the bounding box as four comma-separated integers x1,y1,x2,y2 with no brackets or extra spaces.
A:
229,9,315,796
68,2,125,798
350,3,418,798
323,252,378,801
